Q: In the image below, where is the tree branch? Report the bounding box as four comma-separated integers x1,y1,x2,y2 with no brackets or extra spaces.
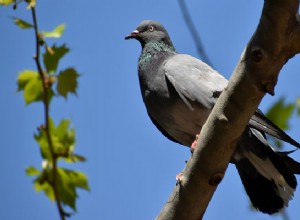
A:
177,0,213,66
31,7,67,220
156,0,300,219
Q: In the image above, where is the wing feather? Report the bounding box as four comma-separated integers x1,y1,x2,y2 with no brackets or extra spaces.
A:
164,54,227,110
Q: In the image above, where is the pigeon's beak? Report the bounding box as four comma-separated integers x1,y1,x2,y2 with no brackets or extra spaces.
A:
125,30,139,40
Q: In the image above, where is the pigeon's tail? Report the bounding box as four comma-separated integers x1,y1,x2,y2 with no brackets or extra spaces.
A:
233,127,299,214
249,109,300,148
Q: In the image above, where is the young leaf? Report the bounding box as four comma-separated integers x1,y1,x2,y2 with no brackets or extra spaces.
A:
35,129,52,161
23,76,43,105
34,170,55,201
37,118,76,160
32,167,89,210
0,0,15,6
56,168,90,210
17,70,38,91
52,119,76,159
57,68,79,98
266,97,295,131
43,44,69,73
65,154,86,163
26,166,40,176
26,0,36,8
297,97,300,116
11,17,33,29
17,70,51,105
43,24,65,38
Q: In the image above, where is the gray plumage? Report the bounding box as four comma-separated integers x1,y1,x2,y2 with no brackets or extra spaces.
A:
125,20,300,214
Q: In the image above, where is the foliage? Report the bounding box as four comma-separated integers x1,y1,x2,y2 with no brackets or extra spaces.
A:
266,96,300,148
1,1,89,219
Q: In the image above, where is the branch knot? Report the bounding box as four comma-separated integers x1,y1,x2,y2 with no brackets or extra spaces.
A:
208,172,224,186
250,46,266,63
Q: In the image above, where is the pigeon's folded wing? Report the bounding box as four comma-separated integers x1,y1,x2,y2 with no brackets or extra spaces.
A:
163,54,228,110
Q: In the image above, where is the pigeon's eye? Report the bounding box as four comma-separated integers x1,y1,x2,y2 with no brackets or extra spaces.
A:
148,26,154,32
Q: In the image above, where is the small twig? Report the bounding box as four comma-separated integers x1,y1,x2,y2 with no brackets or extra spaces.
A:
177,0,213,66
31,7,66,220
281,209,290,220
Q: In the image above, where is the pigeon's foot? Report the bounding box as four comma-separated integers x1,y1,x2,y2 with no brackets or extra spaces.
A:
190,134,200,153
176,172,183,183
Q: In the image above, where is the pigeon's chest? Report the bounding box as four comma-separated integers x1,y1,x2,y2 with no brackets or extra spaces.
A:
139,53,169,97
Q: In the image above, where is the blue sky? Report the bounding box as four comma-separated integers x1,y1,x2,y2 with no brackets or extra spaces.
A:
1,0,300,219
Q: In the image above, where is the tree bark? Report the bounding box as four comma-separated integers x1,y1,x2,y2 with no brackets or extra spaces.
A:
156,0,300,219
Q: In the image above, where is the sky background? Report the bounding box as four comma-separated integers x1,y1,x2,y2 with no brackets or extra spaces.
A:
1,0,300,219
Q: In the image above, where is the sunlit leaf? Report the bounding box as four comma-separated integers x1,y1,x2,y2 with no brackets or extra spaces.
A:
65,154,86,163
31,167,89,210
11,17,33,29
26,0,36,8
17,70,42,105
43,44,69,73
17,70,38,91
266,97,296,149
54,119,75,157
56,168,90,210
43,24,65,38
46,46,54,55
266,97,295,131
35,129,52,160
297,97,300,116
57,68,79,98
17,70,54,105
26,166,40,176
37,118,76,161
23,75,43,105
0,0,15,6
33,170,55,201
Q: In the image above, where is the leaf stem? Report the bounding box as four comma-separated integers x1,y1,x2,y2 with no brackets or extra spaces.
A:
31,6,67,220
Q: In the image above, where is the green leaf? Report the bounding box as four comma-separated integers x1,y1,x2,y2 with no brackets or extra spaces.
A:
266,97,295,131
65,154,86,163
296,97,300,116
0,0,15,6
33,168,90,210
43,24,65,38
23,75,43,105
36,118,77,161
35,129,52,160
57,68,79,98
17,70,54,105
53,119,76,158
43,44,69,73
17,70,38,91
55,119,70,139
17,70,43,105
33,170,55,201
11,17,33,29
56,168,90,210
26,0,36,8
26,166,40,176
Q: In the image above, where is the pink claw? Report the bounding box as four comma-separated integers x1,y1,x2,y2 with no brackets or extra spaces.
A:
190,134,200,153
176,172,183,181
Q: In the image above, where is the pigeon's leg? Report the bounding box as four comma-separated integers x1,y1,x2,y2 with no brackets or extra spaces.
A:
190,134,200,153
176,134,199,182
176,172,183,182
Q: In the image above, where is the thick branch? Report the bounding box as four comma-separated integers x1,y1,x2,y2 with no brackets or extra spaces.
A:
31,7,67,220
156,0,300,219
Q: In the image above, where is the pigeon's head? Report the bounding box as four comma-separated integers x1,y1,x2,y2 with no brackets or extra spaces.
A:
125,20,174,48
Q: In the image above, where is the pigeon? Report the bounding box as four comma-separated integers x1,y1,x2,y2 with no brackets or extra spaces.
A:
125,20,300,214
